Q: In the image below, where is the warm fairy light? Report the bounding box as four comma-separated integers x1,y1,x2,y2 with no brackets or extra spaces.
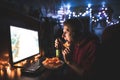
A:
30,60,33,64
14,60,27,67
6,66,14,79
5,66,21,79
4,63,22,79
0,52,22,79
16,68,21,77
0,65,3,69
11,69,15,79
13,64,21,77
0,53,41,79
0,69,4,77
35,54,41,59
34,54,41,62
0,65,4,77
21,60,27,65
0,60,9,66
34,57,38,62
3,53,9,57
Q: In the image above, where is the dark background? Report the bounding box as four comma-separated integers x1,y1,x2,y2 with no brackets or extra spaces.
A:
1,0,120,17
0,0,120,65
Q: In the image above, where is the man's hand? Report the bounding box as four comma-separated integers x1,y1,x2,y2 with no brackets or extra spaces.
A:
55,38,63,49
62,47,71,64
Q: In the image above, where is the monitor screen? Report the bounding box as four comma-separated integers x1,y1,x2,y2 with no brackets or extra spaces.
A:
9,25,40,65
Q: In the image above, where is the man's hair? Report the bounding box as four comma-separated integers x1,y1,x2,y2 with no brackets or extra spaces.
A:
63,18,85,42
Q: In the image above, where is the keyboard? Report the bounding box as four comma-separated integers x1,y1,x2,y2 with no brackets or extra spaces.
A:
21,57,46,75
23,60,41,72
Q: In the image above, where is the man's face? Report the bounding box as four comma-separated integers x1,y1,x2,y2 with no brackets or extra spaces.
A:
62,26,71,42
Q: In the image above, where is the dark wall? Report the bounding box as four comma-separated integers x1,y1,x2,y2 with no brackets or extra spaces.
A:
0,5,56,62
0,6,42,61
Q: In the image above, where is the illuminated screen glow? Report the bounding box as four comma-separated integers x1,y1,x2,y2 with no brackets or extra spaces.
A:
10,25,40,63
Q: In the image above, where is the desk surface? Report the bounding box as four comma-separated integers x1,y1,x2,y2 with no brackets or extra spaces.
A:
0,64,81,80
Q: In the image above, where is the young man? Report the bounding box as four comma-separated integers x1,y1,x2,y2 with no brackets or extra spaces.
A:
55,18,100,80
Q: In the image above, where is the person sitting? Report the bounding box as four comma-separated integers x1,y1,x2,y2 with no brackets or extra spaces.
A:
55,18,100,80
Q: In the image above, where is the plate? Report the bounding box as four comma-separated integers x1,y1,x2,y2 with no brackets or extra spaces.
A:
42,57,64,69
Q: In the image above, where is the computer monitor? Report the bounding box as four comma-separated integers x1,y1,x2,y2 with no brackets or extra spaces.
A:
9,25,40,67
